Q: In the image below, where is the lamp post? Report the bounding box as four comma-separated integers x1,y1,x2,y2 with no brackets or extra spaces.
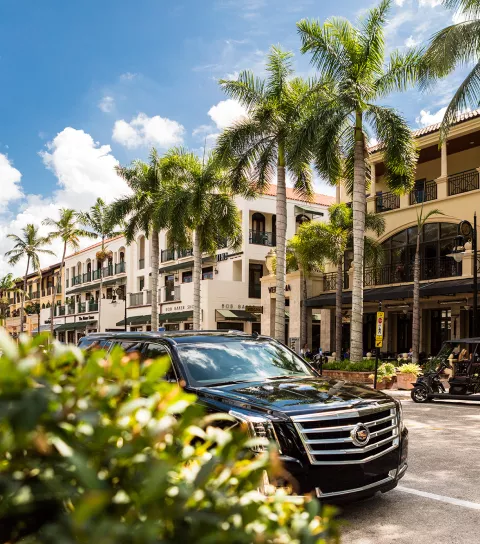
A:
450,213,478,336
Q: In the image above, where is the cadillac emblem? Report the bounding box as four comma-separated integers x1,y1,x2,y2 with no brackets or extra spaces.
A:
351,423,370,447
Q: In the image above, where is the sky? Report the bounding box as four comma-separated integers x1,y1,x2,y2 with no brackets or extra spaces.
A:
0,0,468,276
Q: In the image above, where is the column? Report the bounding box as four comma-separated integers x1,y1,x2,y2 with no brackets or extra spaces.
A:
366,163,376,213
436,143,448,199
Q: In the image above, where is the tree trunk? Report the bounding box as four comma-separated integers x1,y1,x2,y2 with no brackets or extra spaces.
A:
98,237,105,334
151,230,159,331
412,233,421,364
50,243,67,337
335,258,343,361
300,267,308,349
351,112,366,363
20,256,30,334
193,230,202,329
275,144,287,343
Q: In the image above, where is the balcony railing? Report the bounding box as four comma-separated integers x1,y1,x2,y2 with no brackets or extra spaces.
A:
249,230,275,246
115,261,126,274
82,272,92,283
448,169,479,196
88,301,99,312
129,292,144,307
410,180,437,205
55,306,66,316
78,302,87,313
161,249,175,262
178,248,193,258
103,265,114,278
375,192,400,213
363,257,461,287
323,272,349,291
67,305,75,315
146,290,152,304
72,275,82,286
29,291,40,300
92,269,101,281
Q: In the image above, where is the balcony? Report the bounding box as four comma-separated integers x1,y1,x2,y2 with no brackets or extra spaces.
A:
163,285,180,302
323,272,349,291
92,269,102,281
363,257,461,287
375,192,400,213
115,261,126,274
161,249,175,262
448,169,479,196
66,305,75,315
29,291,40,300
55,306,66,316
410,180,437,205
72,275,82,286
82,272,92,283
88,301,99,312
129,292,144,307
78,302,87,313
249,230,275,246
178,248,193,258
102,265,114,278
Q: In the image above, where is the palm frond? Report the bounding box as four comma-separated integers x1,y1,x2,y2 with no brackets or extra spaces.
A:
376,47,424,96
265,45,294,99
358,0,390,78
219,70,265,109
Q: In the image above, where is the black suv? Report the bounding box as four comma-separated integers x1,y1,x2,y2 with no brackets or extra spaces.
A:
78,331,408,501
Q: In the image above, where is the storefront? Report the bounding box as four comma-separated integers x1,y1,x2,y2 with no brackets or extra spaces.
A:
215,308,260,332
54,320,97,344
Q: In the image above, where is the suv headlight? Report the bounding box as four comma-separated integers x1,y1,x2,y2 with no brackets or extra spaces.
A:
397,401,405,432
229,410,282,453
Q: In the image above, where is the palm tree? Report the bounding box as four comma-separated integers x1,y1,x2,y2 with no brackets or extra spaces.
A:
5,224,54,334
216,46,314,342
0,273,19,326
43,209,95,336
112,150,172,332
412,201,444,363
421,0,480,139
159,148,243,330
297,0,419,361
77,199,120,333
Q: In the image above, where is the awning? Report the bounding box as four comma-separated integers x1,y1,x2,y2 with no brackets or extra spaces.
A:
117,315,151,326
159,310,193,322
32,324,55,333
55,320,96,331
306,277,475,308
216,309,259,322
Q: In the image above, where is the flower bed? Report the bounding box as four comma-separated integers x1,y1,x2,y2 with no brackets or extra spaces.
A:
321,369,373,383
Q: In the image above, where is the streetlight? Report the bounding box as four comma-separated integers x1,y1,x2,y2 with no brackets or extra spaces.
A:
113,286,127,332
448,213,478,336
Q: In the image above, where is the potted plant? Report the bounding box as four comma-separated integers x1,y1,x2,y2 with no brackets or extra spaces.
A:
369,363,396,390
397,363,422,390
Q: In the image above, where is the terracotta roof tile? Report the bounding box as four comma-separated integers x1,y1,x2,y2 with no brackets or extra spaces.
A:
262,184,335,206
368,108,480,154
66,234,125,259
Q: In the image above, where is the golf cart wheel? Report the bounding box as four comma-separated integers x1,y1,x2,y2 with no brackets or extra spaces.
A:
411,386,430,403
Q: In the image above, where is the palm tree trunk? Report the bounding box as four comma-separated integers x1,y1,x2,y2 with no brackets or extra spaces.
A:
351,112,366,363
193,230,201,329
300,267,308,349
275,144,287,343
412,234,421,364
50,243,67,337
20,256,30,334
151,230,159,331
335,258,343,361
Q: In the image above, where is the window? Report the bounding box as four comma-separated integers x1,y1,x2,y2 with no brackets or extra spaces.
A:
139,277,145,291
249,263,263,298
184,322,194,330
202,266,213,280
117,341,144,354
251,212,266,232
106,287,113,299
77,337,112,351
182,271,193,283
142,343,175,381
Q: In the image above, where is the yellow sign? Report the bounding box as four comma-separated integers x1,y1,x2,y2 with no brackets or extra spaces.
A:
375,311,384,348
375,338,383,348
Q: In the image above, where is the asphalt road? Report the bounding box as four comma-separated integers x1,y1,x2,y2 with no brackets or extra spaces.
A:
338,398,480,544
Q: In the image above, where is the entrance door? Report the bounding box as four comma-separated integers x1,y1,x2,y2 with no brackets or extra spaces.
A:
363,313,376,353
431,309,451,355
252,322,261,335
397,313,412,354
165,275,174,302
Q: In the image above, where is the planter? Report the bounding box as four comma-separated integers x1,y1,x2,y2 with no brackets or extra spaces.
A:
321,370,373,384
374,379,388,390
396,372,416,390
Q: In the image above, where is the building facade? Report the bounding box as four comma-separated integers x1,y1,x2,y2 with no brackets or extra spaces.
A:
299,109,480,357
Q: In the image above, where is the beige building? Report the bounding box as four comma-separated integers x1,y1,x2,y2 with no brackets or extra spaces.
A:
262,110,480,357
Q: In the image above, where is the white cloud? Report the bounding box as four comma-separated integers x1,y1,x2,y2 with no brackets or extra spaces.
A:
0,154,23,206
98,95,115,113
394,0,405,5
192,124,214,138
405,35,419,48
419,0,442,6
112,113,185,149
415,107,447,126
120,72,137,81
207,99,248,130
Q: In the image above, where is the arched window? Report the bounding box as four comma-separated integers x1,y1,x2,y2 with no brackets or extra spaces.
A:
251,213,265,232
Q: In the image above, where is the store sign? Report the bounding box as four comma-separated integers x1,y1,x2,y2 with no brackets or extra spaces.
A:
164,304,193,312
268,284,291,294
245,305,263,314
375,311,384,348
79,315,95,321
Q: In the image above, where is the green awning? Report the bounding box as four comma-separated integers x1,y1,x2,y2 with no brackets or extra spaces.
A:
159,257,214,274
216,309,259,322
159,310,193,322
117,315,151,326
55,320,96,332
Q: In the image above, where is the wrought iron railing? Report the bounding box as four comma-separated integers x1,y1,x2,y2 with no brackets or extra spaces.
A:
409,180,437,205
375,192,400,213
115,261,126,274
72,275,82,286
363,257,461,287
129,292,144,307
92,269,101,280
78,302,86,313
67,305,75,315
88,301,99,312
448,169,479,196
55,306,66,316
161,249,175,262
178,248,193,258
82,272,92,283
249,230,275,246
323,272,349,291
102,265,114,277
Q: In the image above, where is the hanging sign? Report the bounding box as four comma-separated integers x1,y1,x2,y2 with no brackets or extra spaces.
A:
375,311,384,348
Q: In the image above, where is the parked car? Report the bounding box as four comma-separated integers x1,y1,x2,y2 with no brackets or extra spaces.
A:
78,331,408,502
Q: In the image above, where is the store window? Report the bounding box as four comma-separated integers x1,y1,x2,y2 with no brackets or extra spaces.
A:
182,270,193,283
249,263,263,298
184,322,194,330
202,266,214,280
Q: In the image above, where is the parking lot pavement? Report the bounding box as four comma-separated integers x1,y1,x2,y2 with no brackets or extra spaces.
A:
338,399,480,544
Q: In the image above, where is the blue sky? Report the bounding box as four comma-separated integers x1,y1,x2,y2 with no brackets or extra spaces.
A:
0,0,465,275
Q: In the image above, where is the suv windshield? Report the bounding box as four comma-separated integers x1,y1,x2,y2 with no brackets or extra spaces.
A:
176,339,314,386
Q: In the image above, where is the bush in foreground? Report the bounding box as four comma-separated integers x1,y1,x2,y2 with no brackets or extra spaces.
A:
0,332,339,543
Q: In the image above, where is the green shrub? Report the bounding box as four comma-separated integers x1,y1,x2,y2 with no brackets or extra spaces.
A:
398,362,422,376
322,360,375,372
0,332,338,544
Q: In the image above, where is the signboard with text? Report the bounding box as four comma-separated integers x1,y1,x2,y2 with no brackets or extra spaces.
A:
375,311,384,348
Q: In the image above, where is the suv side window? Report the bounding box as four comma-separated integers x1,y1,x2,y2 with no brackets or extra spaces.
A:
142,343,176,382
78,337,113,351
116,341,145,355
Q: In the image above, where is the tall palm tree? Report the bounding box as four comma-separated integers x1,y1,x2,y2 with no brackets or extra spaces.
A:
159,148,243,329
5,224,54,334
421,0,480,139
112,150,171,332
43,209,95,336
77,199,120,333
216,46,314,342
0,273,19,326
297,0,419,361
412,202,444,363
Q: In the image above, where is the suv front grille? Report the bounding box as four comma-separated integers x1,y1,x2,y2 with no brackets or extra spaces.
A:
291,403,399,465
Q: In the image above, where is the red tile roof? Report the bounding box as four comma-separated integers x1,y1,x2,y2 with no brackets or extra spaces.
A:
262,184,335,207
368,108,480,154
66,234,125,259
